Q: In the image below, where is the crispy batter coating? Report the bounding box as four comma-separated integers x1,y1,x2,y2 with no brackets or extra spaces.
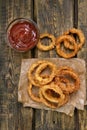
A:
56,35,78,58
40,83,65,103
39,83,69,108
27,83,41,102
39,90,58,108
36,28,85,58
35,61,57,85
56,68,80,93
27,60,80,109
37,33,55,51
28,60,46,87
54,76,70,94
64,28,85,50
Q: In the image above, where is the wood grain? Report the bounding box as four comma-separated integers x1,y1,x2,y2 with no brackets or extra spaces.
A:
0,0,87,130
34,0,75,130
77,0,87,129
35,0,74,58
0,0,33,130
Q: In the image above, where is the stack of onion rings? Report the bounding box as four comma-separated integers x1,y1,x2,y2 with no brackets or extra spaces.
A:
64,28,85,50
27,60,80,109
36,28,85,58
56,35,78,58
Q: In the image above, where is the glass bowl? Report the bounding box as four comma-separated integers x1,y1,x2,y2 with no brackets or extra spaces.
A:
6,18,40,52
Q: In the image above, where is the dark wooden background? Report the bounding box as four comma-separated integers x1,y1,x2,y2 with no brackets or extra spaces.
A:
0,0,87,130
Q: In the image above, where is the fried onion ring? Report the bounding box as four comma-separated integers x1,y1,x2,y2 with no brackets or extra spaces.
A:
37,33,55,51
35,61,57,85
28,60,46,87
39,84,69,108
27,60,80,109
54,76,70,94
64,28,85,50
40,83,65,103
39,90,58,108
56,35,78,58
57,69,80,93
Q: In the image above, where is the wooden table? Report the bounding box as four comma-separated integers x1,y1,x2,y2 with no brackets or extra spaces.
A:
0,0,87,130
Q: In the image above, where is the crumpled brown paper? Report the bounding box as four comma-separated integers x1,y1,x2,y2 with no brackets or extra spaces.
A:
18,58,86,116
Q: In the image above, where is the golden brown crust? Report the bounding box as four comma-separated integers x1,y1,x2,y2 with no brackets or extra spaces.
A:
64,28,85,50
37,33,55,51
27,60,47,87
27,83,41,102
39,84,69,108
58,93,69,107
56,68,80,93
36,28,85,58
56,35,78,58
54,76,70,94
40,83,65,103
27,60,80,109
35,61,57,85
39,90,58,109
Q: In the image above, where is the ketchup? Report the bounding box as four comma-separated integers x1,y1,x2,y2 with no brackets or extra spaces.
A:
7,19,39,52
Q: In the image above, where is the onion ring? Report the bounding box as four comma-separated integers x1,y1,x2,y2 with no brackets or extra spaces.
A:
27,60,80,108
64,28,85,50
39,90,58,108
57,69,80,93
40,83,65,103
56,35,78,58
28,60,47,87
35,61,57,85
37,33,55,51
39,85,69,108
54,76,70,94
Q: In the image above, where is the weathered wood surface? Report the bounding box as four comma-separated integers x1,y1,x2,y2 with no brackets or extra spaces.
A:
77,0,87,130
34,0,75,130
0,0,87,130
0,0,33,130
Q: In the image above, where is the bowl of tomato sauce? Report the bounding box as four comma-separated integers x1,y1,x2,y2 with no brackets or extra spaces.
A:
6,18,40,52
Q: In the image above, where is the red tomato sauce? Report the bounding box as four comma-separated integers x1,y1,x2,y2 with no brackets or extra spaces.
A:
7,19,39,52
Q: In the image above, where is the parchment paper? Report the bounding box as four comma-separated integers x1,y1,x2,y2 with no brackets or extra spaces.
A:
18,58,86,116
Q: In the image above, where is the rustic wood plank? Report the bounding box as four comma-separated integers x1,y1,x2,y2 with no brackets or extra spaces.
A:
34,0,76,130
0,1,9,130
0,0,34,130
35,0,74,58
77,0,87,130
0,116,8,130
